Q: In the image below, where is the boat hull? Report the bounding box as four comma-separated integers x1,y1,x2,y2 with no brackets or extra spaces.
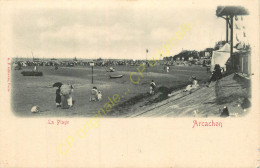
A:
21,71,43,76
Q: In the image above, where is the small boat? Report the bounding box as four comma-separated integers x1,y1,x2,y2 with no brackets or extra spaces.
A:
106,69,115,72
21,71,43,76
109,75,123,79
106,67,115,72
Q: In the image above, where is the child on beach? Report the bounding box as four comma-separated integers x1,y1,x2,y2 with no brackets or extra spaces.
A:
90,87,98,101
97,91,102,101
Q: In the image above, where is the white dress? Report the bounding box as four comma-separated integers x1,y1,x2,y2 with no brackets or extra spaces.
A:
185,80,199,91
67,96,73,106
97,91,102,101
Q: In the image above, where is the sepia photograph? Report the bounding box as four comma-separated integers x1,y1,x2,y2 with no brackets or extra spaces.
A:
1,0,259,167
11,3,253,118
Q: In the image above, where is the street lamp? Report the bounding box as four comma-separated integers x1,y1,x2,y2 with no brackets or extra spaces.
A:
146,49,149,74
90,62,94,84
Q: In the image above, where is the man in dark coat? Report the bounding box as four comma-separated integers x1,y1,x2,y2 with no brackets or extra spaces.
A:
207,64,222,87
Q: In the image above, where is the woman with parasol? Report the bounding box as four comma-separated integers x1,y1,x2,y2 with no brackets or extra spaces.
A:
60,83,74,109
53,82,63,107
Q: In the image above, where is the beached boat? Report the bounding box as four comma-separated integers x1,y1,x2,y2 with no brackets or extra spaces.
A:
106,67,115,72
106,69,115,72
21,71,43,76
109,75,123,79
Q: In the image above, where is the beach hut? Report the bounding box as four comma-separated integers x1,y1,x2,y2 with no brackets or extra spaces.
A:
210,43,238,72
233,50,251,75
216,6,249,69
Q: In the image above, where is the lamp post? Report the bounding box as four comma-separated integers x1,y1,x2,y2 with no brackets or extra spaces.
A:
90,62,94,84
146,49,149,74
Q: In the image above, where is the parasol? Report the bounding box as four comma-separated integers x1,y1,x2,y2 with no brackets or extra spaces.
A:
53,82,63,88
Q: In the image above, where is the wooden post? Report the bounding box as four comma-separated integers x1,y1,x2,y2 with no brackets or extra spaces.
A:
226,16,229,42
241,57,244,73
146,51,147,74
90,62,94,84
92,66,93,84
230,15,234,69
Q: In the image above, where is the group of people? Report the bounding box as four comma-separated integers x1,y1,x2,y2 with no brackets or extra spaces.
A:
184,64,223,91
54,64,223,108
55,84,74,109
55,85,103,108
90,87,102,101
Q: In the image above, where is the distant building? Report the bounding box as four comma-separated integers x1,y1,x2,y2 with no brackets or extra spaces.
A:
204,48,214,58
33,58,40,62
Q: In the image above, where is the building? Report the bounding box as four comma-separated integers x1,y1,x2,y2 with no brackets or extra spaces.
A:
216,6,249,74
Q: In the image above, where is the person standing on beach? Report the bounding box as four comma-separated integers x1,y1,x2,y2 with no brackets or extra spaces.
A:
166,66,170,72
207,64,222,87
60,84,71,109
67,84,74,107
150,80,156,95
34,65,38,72
55,64,58,70
55,86,61,107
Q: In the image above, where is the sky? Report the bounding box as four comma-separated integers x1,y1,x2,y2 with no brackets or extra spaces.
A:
12,1,250,60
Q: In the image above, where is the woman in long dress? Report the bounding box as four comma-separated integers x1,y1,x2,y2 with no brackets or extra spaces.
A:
61,94,69,109
60,84,71,109
150,80,156,95
207,64,222,87
67,85,74,107
56,87,61,107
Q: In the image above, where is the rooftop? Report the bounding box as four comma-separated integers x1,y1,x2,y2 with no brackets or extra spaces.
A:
216,6,249,17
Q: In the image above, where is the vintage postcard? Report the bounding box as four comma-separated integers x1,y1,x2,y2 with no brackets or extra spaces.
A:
0,0,259,167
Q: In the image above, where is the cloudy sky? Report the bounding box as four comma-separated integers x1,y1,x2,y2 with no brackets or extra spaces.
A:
12,1,251,60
